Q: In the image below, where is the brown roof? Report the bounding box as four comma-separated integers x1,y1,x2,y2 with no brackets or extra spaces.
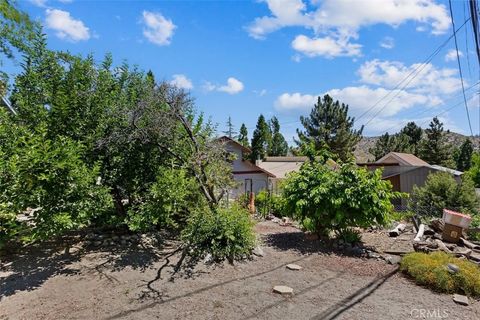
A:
217,136,251,153
376,152,429,166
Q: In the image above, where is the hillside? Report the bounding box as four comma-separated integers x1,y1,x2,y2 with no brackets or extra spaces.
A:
354,131,480,163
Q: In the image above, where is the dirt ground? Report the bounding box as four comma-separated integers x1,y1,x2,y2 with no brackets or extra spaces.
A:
1,221,479,320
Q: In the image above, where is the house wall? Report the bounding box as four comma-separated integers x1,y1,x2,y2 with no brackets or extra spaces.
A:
230,173,270,198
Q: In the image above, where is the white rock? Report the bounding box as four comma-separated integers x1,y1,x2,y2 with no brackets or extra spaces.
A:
286,264,302,271
453,294,469,306
252,246,264,257
273,285,293,295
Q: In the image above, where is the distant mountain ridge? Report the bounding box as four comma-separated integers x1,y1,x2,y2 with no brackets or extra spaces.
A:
354,131,480,163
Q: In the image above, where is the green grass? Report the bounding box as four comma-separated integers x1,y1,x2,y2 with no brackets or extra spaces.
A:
400,252,480,297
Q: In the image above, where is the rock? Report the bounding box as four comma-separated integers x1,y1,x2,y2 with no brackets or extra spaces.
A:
447,263,460,274
272,217,281,223
453,247,472,257
286,264,302,271
120,239,127,246
204,253,214,264
102,240,110,246
453,294,469,306
111,235,119,241
252,246,264,257
273,285,293,295
367,251,380,259
93,241,102,247
469,252,480,262
386,255,402,265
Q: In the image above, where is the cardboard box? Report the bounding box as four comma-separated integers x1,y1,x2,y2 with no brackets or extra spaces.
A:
443,209,471,228
442,223,463,243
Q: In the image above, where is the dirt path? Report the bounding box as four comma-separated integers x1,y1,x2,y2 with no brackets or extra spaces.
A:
1,221,479,320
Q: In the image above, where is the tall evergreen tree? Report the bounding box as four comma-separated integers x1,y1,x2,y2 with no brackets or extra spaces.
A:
268,116,288,156
418,117,452,166
369,132,411,160
454,138,473,171
238,123,249,148
250,114,271,161
223,116,236,138
296,94,363,162
400,121,423,155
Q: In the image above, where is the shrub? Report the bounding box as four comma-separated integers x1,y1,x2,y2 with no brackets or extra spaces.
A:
283,159,403,236
126,168,202,231
400,252,480,296
181,204,256,262
0,119,112,243
254,189,285,217
409,171,478,218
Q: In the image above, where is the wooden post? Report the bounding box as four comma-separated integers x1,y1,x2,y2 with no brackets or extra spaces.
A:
249,192,255,214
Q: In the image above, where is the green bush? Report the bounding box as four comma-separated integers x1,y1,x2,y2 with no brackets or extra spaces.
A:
0,118,113,243
283,158,403,236
400,252,480,296
126,168,202,231
255,189,285,217
181,204,256,262
410,171,478,217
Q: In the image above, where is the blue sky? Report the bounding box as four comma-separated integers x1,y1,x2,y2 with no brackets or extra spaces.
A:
9,0,480,142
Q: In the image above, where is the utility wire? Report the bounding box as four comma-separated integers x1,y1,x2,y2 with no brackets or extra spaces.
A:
356,18,470,123
449,0,473,136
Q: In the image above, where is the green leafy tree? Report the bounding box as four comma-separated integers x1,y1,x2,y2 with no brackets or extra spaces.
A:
250,114,271,161
268,116,288,156
418,117,452,166
238,123,249,148
283,156,402,237
410,171,478,217
0,0,35,93
296,94,363,162
466,152,480,187
400,121,423,155
370,132,412,160
454,138,473,171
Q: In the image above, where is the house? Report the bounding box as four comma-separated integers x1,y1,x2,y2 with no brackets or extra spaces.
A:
358,152,463,205
219,136,275,197
220,137,312,197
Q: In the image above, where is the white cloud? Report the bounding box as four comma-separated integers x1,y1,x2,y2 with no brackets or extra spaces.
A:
45,9,90,42
275,92,317,111
326,86,440,116
445,49,463,62
291,34,361,58
205,77,244,94
379,36,395,49
275,86,440,116
141,11,176,46
247,0,450,58
29,0,47,7
358,59,462,95
170,74,193,90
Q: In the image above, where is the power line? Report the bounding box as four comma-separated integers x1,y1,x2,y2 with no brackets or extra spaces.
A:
359,18,471,127
449,0,473,136
380,81,480,134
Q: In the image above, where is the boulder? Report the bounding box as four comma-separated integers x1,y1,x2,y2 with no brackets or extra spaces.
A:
252,246,264,257
385,255,402,265
447,263,460,274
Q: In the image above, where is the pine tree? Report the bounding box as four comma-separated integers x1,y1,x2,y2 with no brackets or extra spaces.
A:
238,123,249,148
370,132,411,160
454,138,473,171
296,94,363,162
223,116,236,138
400,122,422,155
250,114,271,162
268,116,288,156
418,117,452,166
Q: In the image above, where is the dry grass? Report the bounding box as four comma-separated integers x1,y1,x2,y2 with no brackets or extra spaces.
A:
400,252,480,297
